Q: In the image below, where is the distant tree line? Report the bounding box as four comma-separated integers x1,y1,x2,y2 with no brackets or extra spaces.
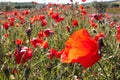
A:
112,3,120,7
13,2,36,9
14,5,35,9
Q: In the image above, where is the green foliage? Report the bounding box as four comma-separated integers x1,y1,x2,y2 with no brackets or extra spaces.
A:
91,1,108,13
0,2,14,11
107,7,120,14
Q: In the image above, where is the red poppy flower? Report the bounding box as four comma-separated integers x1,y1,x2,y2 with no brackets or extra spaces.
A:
51,13,59,20
48,10,53,16
55,17,64,23
81,9,87,15
47,49,64,59
30,16,38,24
47,48,57,60
110,22,116,27
14,46,32,64
9,21,14,26
91,14,103,21
4,33,9,38
42,41,49,48
0,12,3,15
72,20,78,27
116,26,120,42
44,29,54,37
3,22,9,30
55,50,64,58
90,22,97,28
15,23,19,27
23,10,30,15
38,15,46,21
30,38,43,48
79,5,84,11
18,15,24,21
8,17,15,22
38,31,44,39
41,20,47,27
16,39,23,46
13,11,18,16
105,13,110,20
61,29,101,68
82,0,86,2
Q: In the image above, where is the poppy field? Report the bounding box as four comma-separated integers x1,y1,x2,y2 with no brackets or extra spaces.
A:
0,0,120,80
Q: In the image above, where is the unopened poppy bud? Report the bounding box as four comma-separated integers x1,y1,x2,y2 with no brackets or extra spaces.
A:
65,26,70,32
26,28,31,37
3,66,10,79
99,39,105,50
119,44,120,48
24,66,30,80
93,29,97,33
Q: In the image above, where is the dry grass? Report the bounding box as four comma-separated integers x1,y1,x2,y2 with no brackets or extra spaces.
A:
106,7,120,14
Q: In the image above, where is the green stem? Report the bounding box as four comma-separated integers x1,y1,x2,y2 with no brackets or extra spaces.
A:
97,62,109,80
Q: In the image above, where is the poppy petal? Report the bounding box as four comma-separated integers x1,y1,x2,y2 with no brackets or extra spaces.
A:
61,29,100,68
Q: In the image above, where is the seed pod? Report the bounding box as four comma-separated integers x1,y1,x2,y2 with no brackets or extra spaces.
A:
24,66,30,80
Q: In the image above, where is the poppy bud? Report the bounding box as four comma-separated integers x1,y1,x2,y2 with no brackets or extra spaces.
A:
3,66,10,79
42,41,49,48
99,39,105,51
65,26,70,33
26,27,31,37
119,44,120,48
24,66,30,80
3,22,9,30
93,29,97,33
